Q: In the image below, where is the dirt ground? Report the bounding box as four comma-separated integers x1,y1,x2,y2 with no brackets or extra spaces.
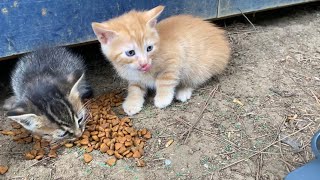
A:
0,3,320,180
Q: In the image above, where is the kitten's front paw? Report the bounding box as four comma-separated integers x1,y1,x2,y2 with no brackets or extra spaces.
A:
154,95,173,109
122,100,143,116
3,96,17,110
175,88,193,102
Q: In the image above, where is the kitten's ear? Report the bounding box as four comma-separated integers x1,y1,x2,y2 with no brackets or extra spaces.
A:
145,5,165,28
92,22,117,44
68,70,85,96
7,103,38,131
67,69,83,85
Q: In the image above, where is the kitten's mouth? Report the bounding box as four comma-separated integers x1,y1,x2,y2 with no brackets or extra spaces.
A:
139,64,152,72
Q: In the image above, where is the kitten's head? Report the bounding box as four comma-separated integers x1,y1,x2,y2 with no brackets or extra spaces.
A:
92,6,164,73
7,71,88,142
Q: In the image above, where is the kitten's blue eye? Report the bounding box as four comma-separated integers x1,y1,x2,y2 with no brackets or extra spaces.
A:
59,131,68,137
125,50,135,57
147,45,153,52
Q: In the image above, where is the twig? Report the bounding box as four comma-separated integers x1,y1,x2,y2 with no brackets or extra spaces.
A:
49,168,53,180
8,176,26,180
276,117,288,172
180,85,219,144
279,158,295,170
310,90,320,107
278,135,290,173
256,153,263,180
0,152,24,155
217,122,312,171
152,158,166,161
238,8,257,31
21,157,51,172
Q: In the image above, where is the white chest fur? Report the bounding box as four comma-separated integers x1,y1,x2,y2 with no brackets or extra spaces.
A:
118,67,156,89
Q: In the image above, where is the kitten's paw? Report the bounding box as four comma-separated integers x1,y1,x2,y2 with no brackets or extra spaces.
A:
154,95,173,109
3,96,17,110
122,100,143,116
175,88,193,102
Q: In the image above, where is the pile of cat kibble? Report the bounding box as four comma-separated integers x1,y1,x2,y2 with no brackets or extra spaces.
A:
0,91,151,170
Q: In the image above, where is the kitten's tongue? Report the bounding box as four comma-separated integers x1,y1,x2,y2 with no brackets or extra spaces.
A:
140,64,151,72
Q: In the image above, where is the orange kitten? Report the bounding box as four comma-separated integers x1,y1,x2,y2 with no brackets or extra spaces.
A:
92,6,230,115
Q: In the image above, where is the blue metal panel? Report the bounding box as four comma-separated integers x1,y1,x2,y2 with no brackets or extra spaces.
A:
0,0,317,59
0,0,218,58
218,0,318,18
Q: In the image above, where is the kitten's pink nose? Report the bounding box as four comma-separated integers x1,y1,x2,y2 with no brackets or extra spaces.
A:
139,63,151,72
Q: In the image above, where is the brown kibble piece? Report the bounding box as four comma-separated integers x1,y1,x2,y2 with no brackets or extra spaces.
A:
86,146,94,153
16,139,25,144
130,131,137,137
92,135,99,141
112,125,119,132
118,137,126,144
87,125,96,131
80,138,89,145
109,143,115,151
33,141,41,150
115,143,122,150
25,152,35,160
24,136,33,143
11,122,22,129
37,149,45,156
125,152,133,158
124,141,132,147
97,132,106,138
12,129,22,135
141,128,147,136
114,151,123,159
118,146,127,154
83,130,90,137
106,150,114,156
117,131,124,137
90,131,98,135
132,151,141,158
111,119,119,126
94,142,101,150
19,132,30,138
81,135,89,139
144,131,151,139
50,143,60,150
83,153,93,163
125,135,132,141
100,143,109,153
134,138,141,146
33,135,42,140
64,143,74,148
35,155,44,160
106,158,117,166
138,147,144,156
122,150,130,156
48,149,57,158
30,150,37,156
0,131,15,136
136,159,146,167
0,166,9,175
103,138,111,145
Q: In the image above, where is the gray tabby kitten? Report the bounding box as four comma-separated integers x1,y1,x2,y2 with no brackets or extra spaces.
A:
3,47,93,141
